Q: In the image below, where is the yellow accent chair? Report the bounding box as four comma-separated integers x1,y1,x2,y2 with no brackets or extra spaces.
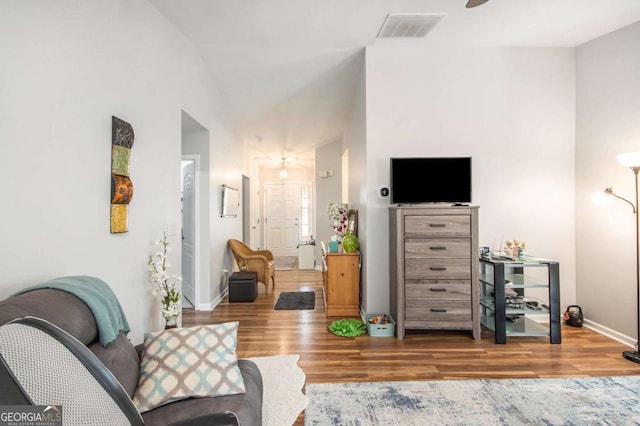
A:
228,239,275,291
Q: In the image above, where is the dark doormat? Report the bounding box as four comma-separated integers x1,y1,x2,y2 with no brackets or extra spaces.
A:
274,291,315,310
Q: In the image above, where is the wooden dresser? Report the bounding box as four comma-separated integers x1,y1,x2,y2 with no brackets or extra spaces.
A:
389,205,480,340
322,250,360,317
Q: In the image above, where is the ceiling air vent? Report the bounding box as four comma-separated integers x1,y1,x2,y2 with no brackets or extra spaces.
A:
377,13,446,38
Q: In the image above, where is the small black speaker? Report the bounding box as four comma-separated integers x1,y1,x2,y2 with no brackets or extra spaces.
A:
379,187,389,197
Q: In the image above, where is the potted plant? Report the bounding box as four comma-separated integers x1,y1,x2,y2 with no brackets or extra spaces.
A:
148,230,182,328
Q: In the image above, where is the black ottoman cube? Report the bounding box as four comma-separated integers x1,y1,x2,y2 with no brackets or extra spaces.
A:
229,271,258,302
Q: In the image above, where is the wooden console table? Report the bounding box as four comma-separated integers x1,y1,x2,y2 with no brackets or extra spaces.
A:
322,249,360,317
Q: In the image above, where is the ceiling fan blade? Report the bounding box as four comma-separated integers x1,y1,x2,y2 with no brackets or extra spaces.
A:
466,0,489,8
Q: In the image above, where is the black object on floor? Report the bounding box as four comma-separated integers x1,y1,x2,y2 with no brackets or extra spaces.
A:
274,291,315,310
229,271,258,302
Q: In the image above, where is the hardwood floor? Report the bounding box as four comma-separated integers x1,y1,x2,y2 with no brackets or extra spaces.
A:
183,268,640,424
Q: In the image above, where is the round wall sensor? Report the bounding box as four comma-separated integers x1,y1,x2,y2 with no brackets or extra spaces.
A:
378,187,390,199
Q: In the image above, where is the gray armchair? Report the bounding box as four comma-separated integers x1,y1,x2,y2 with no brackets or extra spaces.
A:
0,282,263,426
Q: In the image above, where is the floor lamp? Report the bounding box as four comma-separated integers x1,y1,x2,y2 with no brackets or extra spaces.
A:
604,152,640,363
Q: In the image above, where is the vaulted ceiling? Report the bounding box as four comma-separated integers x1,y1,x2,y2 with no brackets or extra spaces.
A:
150,0,640,167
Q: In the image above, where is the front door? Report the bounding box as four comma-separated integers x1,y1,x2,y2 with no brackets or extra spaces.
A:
264,183,299,256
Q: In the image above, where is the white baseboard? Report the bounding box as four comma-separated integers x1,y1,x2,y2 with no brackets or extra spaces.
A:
524,315,635,349
196,289,227,311
584,318,636,349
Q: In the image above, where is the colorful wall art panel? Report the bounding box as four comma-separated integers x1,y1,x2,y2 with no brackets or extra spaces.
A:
110,116,134,233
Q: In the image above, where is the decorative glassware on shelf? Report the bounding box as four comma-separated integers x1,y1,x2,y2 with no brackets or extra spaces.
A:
328,235,339,253
148,230,182,329
504,239,526,260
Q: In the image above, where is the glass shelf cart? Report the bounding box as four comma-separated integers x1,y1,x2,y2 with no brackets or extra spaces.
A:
479,257,561,344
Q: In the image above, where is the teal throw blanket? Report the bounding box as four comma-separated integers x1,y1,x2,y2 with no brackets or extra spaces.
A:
15,275,131,346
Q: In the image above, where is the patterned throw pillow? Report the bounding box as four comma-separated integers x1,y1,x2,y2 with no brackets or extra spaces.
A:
133,322,245,413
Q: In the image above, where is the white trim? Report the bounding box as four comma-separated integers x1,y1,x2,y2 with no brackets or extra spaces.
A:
182,154,200,309
513,315,635,348
198,289,227,311
584,318,636,348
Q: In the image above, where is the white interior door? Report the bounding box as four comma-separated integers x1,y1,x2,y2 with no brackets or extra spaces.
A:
181,160,196,305
265,183,300,256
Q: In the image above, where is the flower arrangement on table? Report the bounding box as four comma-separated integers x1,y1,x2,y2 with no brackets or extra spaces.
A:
327,202,349,241
148,230,182,328
504,239,526,259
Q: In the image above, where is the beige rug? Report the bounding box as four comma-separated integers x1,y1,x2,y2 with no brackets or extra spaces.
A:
247,354,308,425
275,256,298,270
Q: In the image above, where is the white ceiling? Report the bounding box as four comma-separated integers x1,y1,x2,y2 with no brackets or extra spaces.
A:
150,0,640,167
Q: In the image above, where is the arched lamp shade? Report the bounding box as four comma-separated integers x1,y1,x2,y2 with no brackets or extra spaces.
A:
466,0,489,8
617,152,640,168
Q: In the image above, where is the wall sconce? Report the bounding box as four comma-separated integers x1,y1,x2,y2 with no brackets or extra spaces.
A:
599,151,640,363
279,157,288,181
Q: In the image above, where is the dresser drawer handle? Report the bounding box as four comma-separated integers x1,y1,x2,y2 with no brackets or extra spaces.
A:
429,246,447,251
429,267,447,271
430,288,447,292
431,308,447,313
429,224,446,228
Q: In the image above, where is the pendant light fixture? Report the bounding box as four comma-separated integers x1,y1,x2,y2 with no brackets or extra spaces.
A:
279,157,288,181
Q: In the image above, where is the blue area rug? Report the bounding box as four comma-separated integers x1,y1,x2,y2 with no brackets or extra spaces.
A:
304,376,640,425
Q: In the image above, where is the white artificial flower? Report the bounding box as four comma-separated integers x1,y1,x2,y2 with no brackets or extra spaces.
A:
147,230,183,319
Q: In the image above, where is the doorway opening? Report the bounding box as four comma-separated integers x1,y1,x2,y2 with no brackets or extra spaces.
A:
181,111,210,310
264,181,313,257
181,158,197,307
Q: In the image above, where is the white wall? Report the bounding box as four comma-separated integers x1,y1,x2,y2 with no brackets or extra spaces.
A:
316,141,344,261
207,118,244,310
364,45,576,314
576,22,640,342
0,0,242,343
342,53,367,307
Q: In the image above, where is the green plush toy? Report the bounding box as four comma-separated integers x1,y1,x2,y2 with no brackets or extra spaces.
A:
328,318,367,337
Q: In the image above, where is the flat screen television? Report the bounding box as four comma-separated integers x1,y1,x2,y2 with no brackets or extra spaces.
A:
390,157,472,204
